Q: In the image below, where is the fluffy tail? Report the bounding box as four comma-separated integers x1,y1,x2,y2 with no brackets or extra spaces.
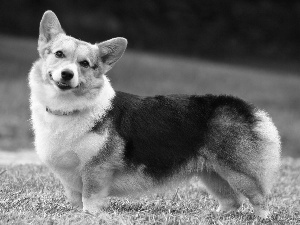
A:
254,109,281,194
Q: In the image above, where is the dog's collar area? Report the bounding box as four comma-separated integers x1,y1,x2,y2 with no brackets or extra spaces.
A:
46,107,80,116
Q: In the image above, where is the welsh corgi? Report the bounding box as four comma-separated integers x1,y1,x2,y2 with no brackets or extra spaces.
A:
29,10,281,218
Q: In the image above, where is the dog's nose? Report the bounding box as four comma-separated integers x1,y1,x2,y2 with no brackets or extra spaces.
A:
61,70,74,81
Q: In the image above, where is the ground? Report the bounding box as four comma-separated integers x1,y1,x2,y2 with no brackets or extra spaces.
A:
0,158,299,224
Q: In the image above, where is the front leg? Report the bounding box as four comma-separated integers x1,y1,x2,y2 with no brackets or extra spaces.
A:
82,167,113,214
64,185,83,209
57,172,83,209
50,163,83,209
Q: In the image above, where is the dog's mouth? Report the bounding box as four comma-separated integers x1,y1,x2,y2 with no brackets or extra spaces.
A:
49,73,79,91
55,81,73,90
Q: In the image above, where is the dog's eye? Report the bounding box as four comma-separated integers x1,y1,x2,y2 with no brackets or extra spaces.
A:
55,51,64,58
79,60,90,68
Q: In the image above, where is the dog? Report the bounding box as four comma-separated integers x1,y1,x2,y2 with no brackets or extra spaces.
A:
29,10,281,218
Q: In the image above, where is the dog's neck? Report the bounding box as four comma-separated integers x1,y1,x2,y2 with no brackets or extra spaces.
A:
30,74,115,127
46,106,80,116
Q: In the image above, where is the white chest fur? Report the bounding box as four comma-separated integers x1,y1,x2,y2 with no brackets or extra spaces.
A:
29,74,115,170
32,108,109,170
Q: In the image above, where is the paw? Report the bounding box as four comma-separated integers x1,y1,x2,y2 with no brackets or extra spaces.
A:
66,195,83,209
82,198,107,215
216,201,241,214
216,204,239,214
253,207,269,219
83,205,99,215
69,200,83,209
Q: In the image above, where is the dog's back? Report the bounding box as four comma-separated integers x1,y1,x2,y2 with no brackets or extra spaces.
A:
99,93,264,179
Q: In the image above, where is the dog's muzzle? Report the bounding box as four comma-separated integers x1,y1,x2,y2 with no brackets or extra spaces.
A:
49,70,79,91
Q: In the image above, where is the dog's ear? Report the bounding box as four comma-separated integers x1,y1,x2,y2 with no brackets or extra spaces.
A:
38,10,65,56
97,38,127,74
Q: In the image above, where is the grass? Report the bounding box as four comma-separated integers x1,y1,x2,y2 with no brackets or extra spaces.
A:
0,35,300,156
0,158,299,224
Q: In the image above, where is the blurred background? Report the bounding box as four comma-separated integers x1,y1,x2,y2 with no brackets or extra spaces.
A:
0,0,299,158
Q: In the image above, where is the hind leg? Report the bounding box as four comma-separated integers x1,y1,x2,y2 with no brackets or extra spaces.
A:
216,167,269,218
198,168,244,213
234,175,269,218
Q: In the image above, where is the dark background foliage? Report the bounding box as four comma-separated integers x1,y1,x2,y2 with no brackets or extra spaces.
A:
1,0,300,60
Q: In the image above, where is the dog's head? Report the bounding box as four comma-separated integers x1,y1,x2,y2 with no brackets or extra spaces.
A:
30,10,127,111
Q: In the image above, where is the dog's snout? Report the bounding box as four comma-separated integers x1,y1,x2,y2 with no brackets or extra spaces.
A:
61,70,74,81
